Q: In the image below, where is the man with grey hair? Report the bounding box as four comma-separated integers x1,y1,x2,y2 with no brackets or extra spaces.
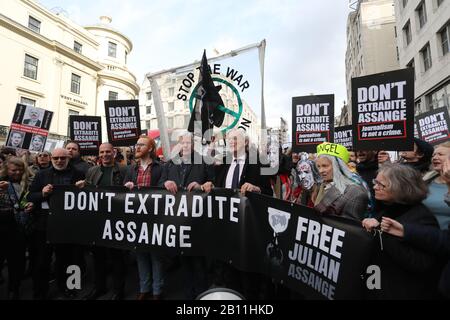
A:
27,148,85,299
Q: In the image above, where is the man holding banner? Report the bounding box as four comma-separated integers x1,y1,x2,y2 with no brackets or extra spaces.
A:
78,143,127,300
159,131,214,299
123,135,164,300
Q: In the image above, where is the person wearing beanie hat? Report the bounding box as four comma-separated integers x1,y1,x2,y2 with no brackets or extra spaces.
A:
313,142,372,221
399,138,434,174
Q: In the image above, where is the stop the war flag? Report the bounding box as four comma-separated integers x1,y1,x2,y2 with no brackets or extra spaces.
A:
352,68,414,151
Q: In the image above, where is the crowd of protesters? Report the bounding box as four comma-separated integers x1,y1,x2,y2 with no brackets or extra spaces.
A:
0,130,449,300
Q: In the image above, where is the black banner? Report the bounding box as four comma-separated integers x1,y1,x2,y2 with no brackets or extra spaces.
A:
334,126,353,150
48,186,374,299
416,107,450,145
69,115,102,156
352,68,414,151
6,103,53,152
104,100,141,147
292,95,334,153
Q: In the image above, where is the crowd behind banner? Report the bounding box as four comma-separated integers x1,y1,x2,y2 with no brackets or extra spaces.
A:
0,128,449,300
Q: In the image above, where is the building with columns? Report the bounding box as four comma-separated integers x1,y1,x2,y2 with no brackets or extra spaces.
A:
0,0,139,144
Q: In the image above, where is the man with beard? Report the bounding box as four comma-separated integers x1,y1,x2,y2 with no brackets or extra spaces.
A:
65,141,90,174
123,135,163,300
27,148,84,299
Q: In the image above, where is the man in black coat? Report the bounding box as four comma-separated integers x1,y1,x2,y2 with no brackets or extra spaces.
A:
27,148,85,299
66,141,91,175
208,128,272,196
160,132,214,299
207,128,273,300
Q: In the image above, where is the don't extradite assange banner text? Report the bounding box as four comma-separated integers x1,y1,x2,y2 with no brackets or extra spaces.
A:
69,115,102,156
104,99,141,147
416,107,450,146
48,186,374,299
334,125,353,150
352,68,414,151
292,94,334,153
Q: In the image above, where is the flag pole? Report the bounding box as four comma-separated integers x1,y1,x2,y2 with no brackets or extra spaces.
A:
149,77,171,160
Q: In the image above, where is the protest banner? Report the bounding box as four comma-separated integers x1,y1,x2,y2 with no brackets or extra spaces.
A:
416,107,450,145
49,186,374,299
334,125,353,150
105,100,141,146
292,94,334,153
6,103,53,152
352,68,414,150
69,115,102,155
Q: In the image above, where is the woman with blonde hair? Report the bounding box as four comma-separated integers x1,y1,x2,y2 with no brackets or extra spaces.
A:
423,141,450,229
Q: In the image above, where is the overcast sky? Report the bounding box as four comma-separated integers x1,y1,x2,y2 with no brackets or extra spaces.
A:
38,0,351,128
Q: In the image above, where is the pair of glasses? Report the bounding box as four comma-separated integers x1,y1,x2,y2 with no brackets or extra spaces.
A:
135,143,147,148
372,179,387,190
52,156,67,160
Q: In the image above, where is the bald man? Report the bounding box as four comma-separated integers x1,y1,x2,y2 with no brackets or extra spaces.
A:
27,148,85,299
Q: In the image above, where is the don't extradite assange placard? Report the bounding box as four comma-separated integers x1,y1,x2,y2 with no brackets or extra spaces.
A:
104,99,141,147
292,94,334,153
352,68,414,151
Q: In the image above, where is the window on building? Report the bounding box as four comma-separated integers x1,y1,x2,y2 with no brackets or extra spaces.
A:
402,0,408,8
146,105,151,114
146,92,152,100
108,91,118,100
168,102,174,111
20,97,36,107
403,20,412,45
396,46,399,61
68,109,79,116
146,120,151,129
125,51,128,64
168,87,174,96
28,16,41,33
23,54,38,80
108,41,117,58
416,1,427,29
437,0,444,7
421,43,432,71
439,23,449,56
71,74,81,94
74,41,82,54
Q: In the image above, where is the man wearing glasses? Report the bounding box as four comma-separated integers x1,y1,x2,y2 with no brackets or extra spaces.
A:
123,135,164,300
27,148,85,299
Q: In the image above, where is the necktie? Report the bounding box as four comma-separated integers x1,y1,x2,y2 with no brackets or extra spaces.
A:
231,160,240,189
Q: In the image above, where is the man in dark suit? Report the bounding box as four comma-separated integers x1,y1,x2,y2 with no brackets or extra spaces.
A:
205,128,272,196
206,128,273,299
